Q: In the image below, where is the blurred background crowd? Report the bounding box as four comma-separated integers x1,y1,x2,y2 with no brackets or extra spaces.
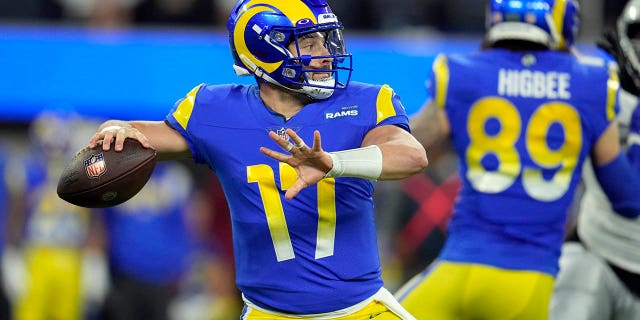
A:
0,0,628,34
0,0,632,319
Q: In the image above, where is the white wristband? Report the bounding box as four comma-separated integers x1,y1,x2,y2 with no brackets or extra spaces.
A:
324,145,383,180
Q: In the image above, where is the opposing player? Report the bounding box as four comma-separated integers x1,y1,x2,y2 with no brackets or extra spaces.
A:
550,1,640,318
86,0,428,319
395,0,640,319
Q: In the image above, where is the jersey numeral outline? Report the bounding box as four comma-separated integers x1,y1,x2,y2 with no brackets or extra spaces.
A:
247,163,336,262
465,97,582,202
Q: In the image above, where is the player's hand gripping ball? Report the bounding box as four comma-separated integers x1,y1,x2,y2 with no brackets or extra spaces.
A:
57,138,157,208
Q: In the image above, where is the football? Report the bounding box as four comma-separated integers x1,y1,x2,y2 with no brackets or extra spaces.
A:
57,138,157,208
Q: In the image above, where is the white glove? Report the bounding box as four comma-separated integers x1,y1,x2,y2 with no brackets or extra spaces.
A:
81,249,110,306
1,246,27,302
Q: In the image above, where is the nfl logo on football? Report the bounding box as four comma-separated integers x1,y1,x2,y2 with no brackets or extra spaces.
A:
85,153,106,179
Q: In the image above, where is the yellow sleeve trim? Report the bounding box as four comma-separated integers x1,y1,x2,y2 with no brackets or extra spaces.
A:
376,84,397,124
606,64,619,121
173,84,203,130
552,0,568,49
433,54,450,109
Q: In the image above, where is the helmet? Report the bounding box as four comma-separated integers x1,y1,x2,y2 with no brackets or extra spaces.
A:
30,109,82,161
227,0,352,99
486,0,580,50
617,0,640,95
29,109,98,163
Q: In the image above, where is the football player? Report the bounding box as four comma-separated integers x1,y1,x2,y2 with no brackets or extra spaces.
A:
550,0,640,319
396,0,640,319
98,161,196,320
86,0,428,319
3,110,108,320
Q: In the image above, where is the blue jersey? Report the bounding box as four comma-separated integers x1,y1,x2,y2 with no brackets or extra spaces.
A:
165,82,409,314
430,49,619,276
16,159,91,248
102,162,193,284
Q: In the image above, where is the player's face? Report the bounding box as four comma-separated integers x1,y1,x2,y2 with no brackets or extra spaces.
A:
288,32,333,81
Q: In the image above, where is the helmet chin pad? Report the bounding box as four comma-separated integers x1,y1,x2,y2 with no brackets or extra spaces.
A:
300,77,336,99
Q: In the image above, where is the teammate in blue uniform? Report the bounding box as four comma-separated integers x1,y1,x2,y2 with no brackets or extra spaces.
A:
396,1,640,319
85,0,428,319
100,162,195,320
3,111,106,320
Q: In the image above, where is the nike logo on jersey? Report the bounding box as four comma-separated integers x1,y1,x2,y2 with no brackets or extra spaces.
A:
498,69,571,100
325,105,359,119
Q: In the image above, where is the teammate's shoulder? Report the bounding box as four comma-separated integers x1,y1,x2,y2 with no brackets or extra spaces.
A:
434,51,489,71
431,52,463,66
574,52,608,68
442,52,474,63
568,51,619,82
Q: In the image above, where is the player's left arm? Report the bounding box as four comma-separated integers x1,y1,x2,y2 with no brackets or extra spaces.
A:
592,122,640,219
361,124,429,180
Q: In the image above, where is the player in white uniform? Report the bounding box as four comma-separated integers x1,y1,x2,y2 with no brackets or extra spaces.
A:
550,1,640,319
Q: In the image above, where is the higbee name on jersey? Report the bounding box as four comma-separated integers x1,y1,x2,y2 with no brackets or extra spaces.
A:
498,69,571,99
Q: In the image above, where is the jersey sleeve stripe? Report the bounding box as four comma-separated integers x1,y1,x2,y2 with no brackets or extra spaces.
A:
551,1,568,49
433,54,450,109
606,64,620,121
375,84,397,124
629,132,640,147
172,84,203,130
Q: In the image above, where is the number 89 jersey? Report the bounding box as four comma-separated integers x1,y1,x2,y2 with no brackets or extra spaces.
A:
431,49,619,276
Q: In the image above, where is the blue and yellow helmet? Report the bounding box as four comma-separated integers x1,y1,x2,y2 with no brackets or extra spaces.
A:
227,0,352,99
486,0,579,50
30,109,84,161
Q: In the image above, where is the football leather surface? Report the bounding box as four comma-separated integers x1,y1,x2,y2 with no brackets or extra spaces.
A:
57,138,157,208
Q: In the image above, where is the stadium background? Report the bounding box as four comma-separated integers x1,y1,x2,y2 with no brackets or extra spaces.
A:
0,0,628,318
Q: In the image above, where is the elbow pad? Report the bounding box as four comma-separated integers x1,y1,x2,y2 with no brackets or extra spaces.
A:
594,153,640,219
